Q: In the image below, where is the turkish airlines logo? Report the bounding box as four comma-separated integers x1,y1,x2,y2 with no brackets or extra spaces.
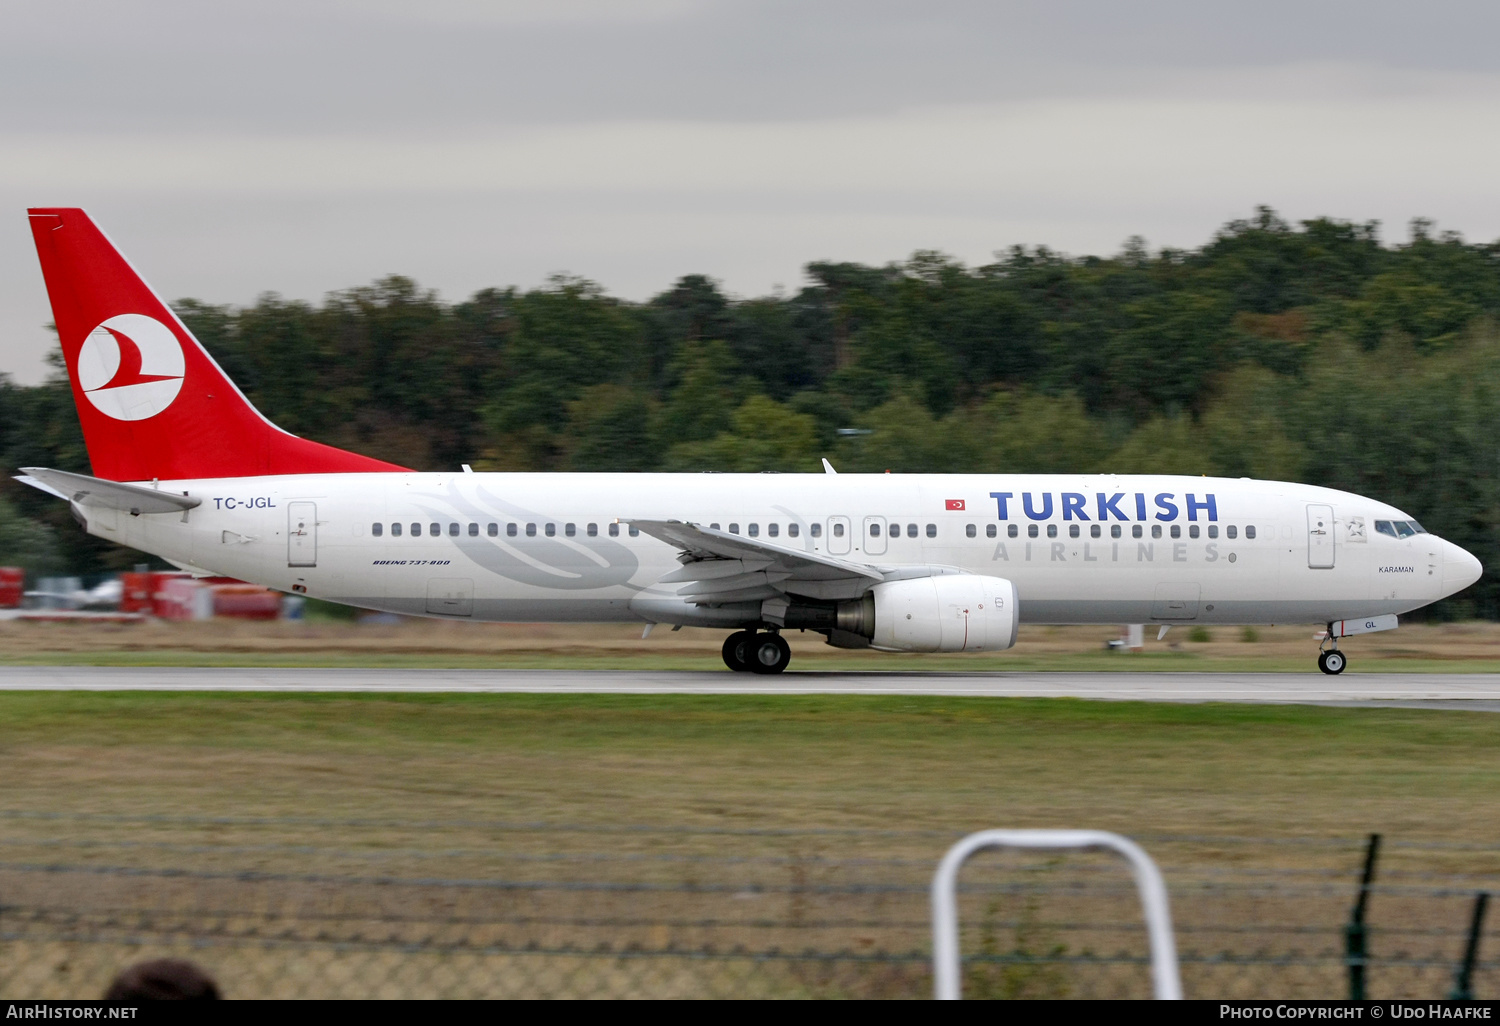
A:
75,314,185,421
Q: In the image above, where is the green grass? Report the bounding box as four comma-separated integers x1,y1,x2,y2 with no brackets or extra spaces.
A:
5,691,1500,837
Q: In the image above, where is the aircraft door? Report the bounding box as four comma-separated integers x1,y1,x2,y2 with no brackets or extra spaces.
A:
827,516,851,555
288,501,317,567
863,515,887,556
1307,504,1335,569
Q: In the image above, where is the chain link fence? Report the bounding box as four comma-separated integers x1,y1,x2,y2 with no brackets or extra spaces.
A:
2,813,1497,999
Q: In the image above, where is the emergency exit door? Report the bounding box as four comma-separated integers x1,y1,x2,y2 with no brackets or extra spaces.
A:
288,501,317,567
1307,504,1334,569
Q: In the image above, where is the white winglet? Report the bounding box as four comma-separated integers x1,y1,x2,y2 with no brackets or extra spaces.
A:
822,458,837,475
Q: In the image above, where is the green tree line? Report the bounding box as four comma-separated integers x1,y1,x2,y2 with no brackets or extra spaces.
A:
2,207,1497,616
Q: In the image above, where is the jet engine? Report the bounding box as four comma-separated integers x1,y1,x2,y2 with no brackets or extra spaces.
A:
783,574,1019,652
869,574,1019,652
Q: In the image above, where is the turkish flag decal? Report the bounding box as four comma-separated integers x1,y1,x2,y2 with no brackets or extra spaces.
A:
945,499,966,511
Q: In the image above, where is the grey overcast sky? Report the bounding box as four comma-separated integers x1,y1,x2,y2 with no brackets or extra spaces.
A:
4,0,1500,381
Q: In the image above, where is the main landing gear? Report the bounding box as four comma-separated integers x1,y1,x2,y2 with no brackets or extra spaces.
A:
722,630,791,675
1318,628,1347,675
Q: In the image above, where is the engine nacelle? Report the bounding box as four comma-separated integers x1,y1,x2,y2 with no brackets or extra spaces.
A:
869,574,1019,653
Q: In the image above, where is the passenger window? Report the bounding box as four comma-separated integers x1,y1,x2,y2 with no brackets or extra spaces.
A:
907,523,918,538
468,522,478,537
1046,524,1057,538
629,525,639,537
831,523,842,537
788,524,799,538
608,523,619,537
1207,525,1218,539
449,523,459,537
926,524,936,538
1111,525,1122,539
870,523,881,537
1132,525,1143,539
1188,525,1198,539
587,523,598,537
809,523,820,537
1170,525,1181,539
392,523,402,537
565,523,576,537
767,523,778,537
411,522,421,537
545,523,556,537
986,524,997,538
1090,525,1101,539
429,523,440,537
748,523,759,537
1008,524,1018,538
729,523,740,534
1027,524,1037,538
1226,525,1237,539
504,523,515,537
372,522,383,537
966,524,976,538
1245,525,1257,540
710,523,720,530
1068,524,1079,539
526,523,537,537
1151,525,1162,539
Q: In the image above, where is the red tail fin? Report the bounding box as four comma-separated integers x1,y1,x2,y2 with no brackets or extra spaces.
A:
28,208,408,481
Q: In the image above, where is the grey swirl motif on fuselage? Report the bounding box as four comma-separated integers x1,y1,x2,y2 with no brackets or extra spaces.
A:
410,480,642,591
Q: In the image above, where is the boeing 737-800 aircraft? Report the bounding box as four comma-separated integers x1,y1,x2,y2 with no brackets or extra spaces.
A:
16,209,1484,675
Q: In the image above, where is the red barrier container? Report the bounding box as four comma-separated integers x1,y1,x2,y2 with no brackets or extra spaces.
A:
148,572,192,618
155,576,207,621
0,567,22,608
119,571,154,613
210,584,281,620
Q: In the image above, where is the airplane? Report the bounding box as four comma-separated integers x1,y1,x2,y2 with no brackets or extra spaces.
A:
14,208,1484,675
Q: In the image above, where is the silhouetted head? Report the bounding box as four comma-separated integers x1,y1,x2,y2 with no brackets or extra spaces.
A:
104,959,220,1000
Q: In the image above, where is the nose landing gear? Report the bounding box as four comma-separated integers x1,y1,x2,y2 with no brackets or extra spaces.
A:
721,630,791,674
1318,629,1347,675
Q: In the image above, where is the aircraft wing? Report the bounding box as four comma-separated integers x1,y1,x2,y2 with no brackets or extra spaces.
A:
624,519,883,604
16,467,201,514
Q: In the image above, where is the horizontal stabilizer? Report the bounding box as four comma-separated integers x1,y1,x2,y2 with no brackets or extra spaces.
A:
17,466,200,514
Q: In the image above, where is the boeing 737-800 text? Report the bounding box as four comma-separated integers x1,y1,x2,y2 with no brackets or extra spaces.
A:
16,209,1483,674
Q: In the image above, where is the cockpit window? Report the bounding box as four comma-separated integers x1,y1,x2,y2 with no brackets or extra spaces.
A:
1393,521,1416,538
1408,520,1427,534
1374,520,1397,538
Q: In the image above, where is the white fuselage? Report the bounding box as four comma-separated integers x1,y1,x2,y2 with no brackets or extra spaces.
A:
80,472,1478,627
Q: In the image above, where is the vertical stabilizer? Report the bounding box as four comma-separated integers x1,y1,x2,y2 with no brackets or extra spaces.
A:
27,208,408,481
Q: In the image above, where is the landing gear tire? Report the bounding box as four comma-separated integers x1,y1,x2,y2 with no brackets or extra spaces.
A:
747,633,792,675
722,631,755,672
1318,650,1346,675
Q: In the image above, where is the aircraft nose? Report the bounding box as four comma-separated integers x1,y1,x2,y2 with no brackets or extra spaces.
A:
1441,539,1483,596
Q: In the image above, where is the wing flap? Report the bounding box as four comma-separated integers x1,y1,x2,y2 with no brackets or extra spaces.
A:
657,558,772,584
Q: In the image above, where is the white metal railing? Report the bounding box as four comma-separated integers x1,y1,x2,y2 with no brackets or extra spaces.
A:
930,829,1182,1000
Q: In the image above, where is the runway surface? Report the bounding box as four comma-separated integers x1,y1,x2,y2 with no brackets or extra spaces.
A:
3,667,1500,709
